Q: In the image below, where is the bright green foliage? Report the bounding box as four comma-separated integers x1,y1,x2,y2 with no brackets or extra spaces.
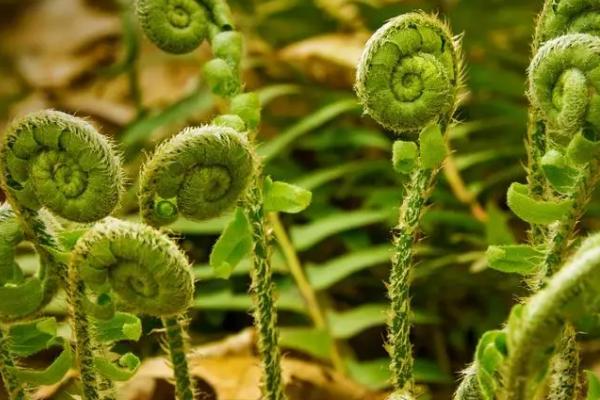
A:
203,58,240,97
540,149,578,193
458,233,600,400
231,92,261,130
94,312,143,343
0,218,44,319
486,244,543,275
392,140,418,174
535,0,600,46
209,207,253,278
94,353,141,381
355,12,461,133
4,318,73,387
506,182,573,224
263,176,312,213
8,318,60,356
586,371,600,400
502,234,600,399
9,342,73,386
418,124,446,169
139,125,256,226
567,130,600,164
474,330,506,399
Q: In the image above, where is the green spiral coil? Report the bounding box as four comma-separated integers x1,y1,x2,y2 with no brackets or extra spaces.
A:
529,33,600,135
536,0,600,46
136,0,235,54
139,125,255,226
71,218,194,317
355,12,461,133
0,110,123,223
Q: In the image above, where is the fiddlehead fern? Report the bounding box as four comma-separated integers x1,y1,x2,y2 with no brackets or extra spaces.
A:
355,12,462,397
502,233,600,400
139,125,255,227
136,0,234,54
69,218,194,400
0,109,122,310
355,12,461,134
1,110,122,223
136,0,242,97
139,124,255,400
526,32,600,400
527,0,600,244
529,33,600,136
0,110,124,399
535,0,600,47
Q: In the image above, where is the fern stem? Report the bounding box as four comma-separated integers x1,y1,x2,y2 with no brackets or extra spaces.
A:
547,325,580,400
0,327,27,400
388,167,436,393
453,364,484,400
163,316,195,400
543,165,597,278
67,277,100,400
526,117,549,245
504,240,600,399
247,178,286,400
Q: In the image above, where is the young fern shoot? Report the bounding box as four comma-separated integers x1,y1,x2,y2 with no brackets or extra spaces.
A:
355,12,463,397
137,1,308,398
0,110,124,399
455,232,600,400
139,125,255,400
0,110,123,310
136,0,243,98
70,218,194,400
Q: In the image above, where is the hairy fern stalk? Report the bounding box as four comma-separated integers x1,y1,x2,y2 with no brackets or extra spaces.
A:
355,12,463,398
454,1,600,399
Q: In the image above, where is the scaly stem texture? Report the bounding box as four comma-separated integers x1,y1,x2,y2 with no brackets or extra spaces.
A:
0,328,27,400
247,178,286,400
162,316,194,400
504,236,600,400
67,277,100,400
453,365,484,400
544,165,598,276
547,325,580,400
388,167,435,393
526,119,548,245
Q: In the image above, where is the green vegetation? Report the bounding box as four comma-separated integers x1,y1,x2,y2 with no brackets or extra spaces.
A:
3,0,600,399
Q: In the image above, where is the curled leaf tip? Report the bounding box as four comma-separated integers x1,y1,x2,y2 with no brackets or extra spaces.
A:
71,218,194,317
139,125,256,226
529,33,600,135
0,109,123,223
355,12,461,133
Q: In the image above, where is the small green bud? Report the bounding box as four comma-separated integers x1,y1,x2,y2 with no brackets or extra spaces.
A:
231,92,261,130
419,123,446,169
212,31,243,67
392,141,418,174
202,58,241,98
